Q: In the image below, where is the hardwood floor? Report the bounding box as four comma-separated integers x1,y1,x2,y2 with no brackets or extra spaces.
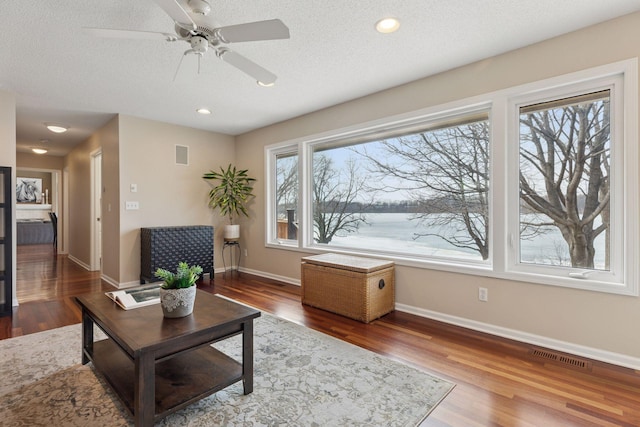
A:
2,245,639,426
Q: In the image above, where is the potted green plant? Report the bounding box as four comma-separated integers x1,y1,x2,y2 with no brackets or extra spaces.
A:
203,164,256,240
154,262,203,318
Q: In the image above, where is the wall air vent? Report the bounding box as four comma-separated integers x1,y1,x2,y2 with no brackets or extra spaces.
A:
175,145,189,165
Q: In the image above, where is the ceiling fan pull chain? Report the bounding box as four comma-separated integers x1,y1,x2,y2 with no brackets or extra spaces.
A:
173,50,192,82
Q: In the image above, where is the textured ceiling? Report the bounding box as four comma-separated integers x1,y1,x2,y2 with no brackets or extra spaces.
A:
2,0,640,156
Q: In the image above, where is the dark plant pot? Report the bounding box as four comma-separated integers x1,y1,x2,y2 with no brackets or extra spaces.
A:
159,286,196,318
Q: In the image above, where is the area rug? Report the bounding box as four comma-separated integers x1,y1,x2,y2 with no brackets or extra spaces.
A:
0,311,454,426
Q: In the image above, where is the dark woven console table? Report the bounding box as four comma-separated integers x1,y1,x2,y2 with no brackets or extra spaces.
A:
140,226,214,283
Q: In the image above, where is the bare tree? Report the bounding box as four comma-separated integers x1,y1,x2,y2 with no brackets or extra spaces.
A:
313,154,368,244
519,97,610,269
275,155,298,218
361,121,490,259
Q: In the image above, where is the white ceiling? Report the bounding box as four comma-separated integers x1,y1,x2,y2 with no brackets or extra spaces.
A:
3,0,640,157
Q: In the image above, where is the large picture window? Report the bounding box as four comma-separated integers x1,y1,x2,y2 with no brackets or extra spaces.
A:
266,60,637,295
310,116,490,263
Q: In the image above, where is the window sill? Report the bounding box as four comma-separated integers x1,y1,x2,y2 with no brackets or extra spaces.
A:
265,241,637,296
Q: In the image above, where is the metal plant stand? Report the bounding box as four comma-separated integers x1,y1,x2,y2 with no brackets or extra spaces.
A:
222,238,241,274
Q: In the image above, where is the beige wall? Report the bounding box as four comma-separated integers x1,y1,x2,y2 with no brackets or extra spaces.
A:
117,115,235,284
63,114,235,285
0,90,16,306
16,152,64,170
0,91,16,169
235,12,640,364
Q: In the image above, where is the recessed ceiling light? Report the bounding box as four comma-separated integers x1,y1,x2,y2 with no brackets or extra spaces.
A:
32,148,48,154
257,81,275,88
375,17,400,34
196,108,211,115
45,123,68,133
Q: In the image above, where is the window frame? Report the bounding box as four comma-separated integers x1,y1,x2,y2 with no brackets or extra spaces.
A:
264,59,638,296
307,111,492,264
266,144,301,247
503,62,637,295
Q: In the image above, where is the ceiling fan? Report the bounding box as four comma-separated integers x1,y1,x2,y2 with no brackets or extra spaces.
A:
85,0,290,85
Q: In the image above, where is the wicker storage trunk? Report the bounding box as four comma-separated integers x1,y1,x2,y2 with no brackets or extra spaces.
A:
301,253,395,323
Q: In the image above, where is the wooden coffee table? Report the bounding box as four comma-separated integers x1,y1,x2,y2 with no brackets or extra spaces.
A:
75,290,261,427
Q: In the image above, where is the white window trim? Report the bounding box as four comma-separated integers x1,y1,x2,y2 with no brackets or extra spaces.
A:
264,58,638,296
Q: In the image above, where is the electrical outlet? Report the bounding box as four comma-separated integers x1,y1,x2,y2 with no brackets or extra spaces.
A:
244,249,248,257
478,287,488,302
125,201,139,210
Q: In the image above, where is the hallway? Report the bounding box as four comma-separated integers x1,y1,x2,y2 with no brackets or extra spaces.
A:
2,244,107,337
16,244,103,303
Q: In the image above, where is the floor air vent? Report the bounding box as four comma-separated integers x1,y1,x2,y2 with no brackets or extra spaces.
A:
529,349,591,370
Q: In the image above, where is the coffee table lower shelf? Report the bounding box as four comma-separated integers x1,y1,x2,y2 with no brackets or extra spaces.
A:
89,338,243,421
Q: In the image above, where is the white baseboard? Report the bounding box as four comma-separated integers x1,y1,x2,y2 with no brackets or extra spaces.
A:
67,256,125,289
67,255,91,271
101,274,123,289
238,267,301,286
394,303,640,371
242,268,640,370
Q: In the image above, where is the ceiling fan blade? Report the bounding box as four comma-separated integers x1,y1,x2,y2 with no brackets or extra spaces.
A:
218,49,277,85
152,0,196,31
83,27,177,41
216,19,290,43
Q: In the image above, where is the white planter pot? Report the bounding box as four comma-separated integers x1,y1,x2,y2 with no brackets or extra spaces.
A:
159,286,197,318
224,224,240,240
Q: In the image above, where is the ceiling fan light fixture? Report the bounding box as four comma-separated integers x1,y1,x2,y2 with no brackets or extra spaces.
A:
257,80,275,87
45,123,68,133
375,17,400,34
196,108,211,115
32,148,48,154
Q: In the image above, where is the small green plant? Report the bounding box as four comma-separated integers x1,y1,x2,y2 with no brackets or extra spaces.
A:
154,262,203,289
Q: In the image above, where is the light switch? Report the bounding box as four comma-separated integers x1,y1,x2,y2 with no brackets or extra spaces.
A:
125,201,139,210
130,184,137,193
